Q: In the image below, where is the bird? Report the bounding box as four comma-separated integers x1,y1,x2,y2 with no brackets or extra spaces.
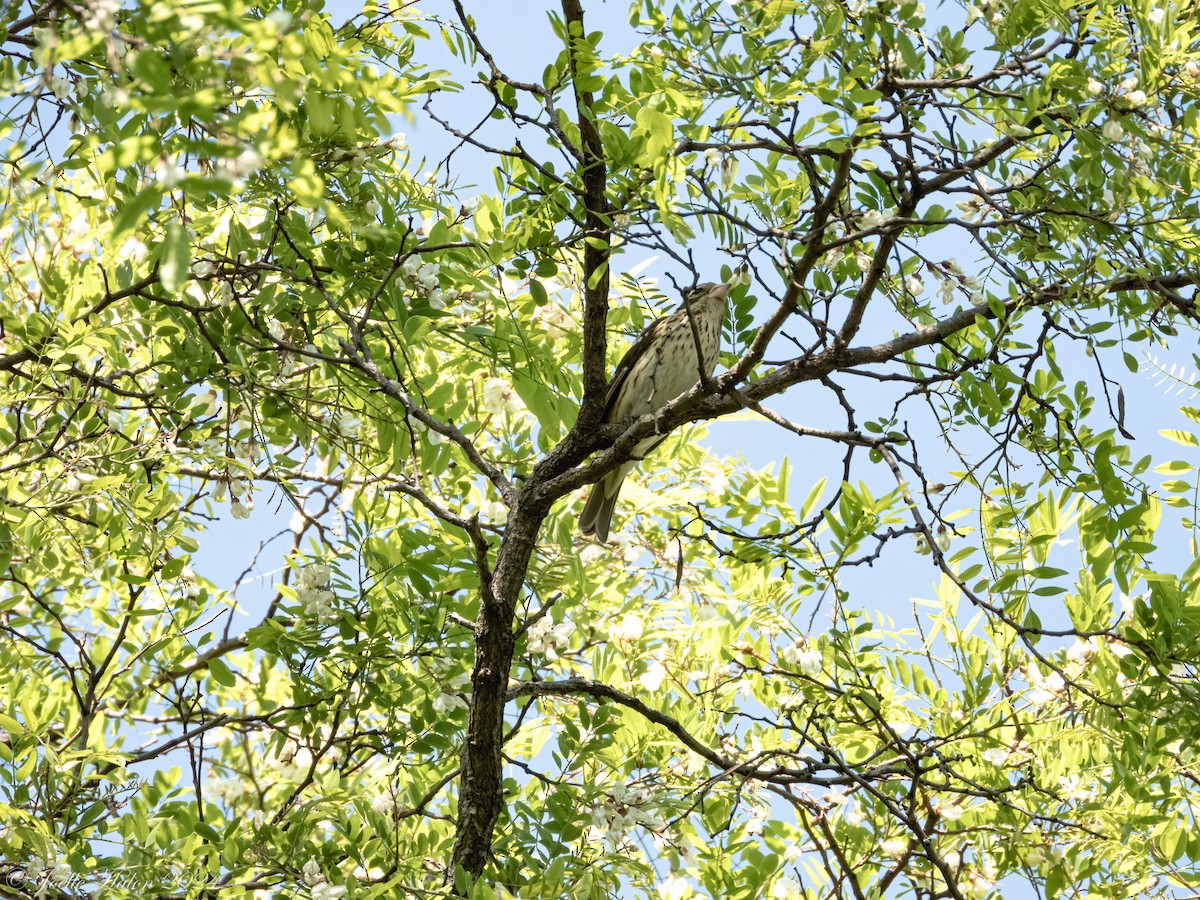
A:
578,280,731,542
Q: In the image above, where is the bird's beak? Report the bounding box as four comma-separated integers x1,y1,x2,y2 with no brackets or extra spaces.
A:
713,282,732,300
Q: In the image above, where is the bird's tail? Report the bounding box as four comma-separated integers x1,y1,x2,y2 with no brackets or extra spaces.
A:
578,477,623,543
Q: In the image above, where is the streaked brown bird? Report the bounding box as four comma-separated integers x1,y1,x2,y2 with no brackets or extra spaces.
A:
579,281,731,542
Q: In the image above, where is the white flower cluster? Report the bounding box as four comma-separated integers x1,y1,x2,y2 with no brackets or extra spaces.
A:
296,564,336,624
433,672,470,714
46,73,73,100
482,377,526,416
155,154,185,188
322,409,361,440
703,147,738,189
532,302,573,339
381,132,409,152
214,146,262,190
400,255,458,309
981,746,1010,766
84,0,120,32
1025,666,1066,708
204,770,249,804
639,659,667,691
934,259,981,305
527,616,574,661
301,859,347,900
965,0,1004,26
229,486,253,519
20,849,73,893
273,742,316,780
205,457,252,514
1090,75,1151,144
659,872,692,900
858,208,894,230
609,613,645,642
589,783,664,846
780,638,822,674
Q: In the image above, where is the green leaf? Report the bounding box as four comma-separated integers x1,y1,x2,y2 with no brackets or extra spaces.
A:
111,187,164,239
1161,429,1199,447
159,224,191,294
206,658,235,687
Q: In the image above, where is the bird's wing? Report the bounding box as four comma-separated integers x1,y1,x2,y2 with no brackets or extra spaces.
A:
600,308,678,420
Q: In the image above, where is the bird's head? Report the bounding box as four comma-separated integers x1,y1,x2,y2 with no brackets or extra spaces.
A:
684,281,732,306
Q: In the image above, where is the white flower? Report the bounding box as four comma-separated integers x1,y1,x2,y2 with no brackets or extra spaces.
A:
371,791,396,815
533,303,573,339
1066,638,1098,665
297,564,331,590
364,200,381,217
83,0,120,31
483,500,508,525
744,811,766,836
482,377,525,416
119,237,148,261
859,208,888,229
1126,89,1147,106
1148,7,1165,23
66,212,89,241
659,872,691,900
383,132,409,151
433,689,468,714
610,613,645,642
155,154,184,187
235,148,262,175
1028,670,1065,707
311,884,346,900
933,799,964,820
1120,76,1138,92
1086,77,1103,95
981,747,1010,766
265,9,293,31
704,147,724,167
855,250,872,272
410,417,444,445
191,259,214,278
230,497,252,519
1108,640,1134,658
906,276,923,295
417,261,440,288
1101,119,1124,142
300,588,335,623
781,639,821,674
771,877,800,899
881,837,908,858
720,155,738,190
527,616,574,660
301,860,322,887
639,660,667,691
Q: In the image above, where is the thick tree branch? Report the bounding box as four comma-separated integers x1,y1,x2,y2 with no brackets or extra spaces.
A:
562,0,613,412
